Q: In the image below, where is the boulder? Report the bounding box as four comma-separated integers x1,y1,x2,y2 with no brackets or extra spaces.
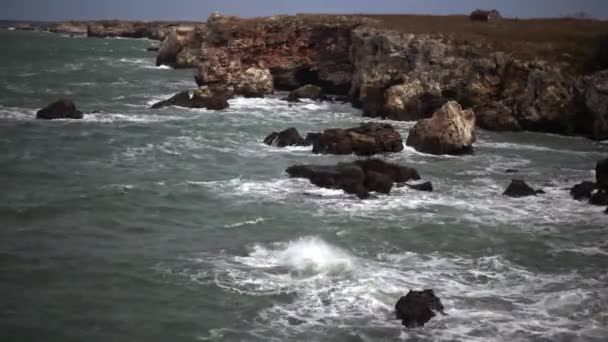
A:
287,84,323,101
263,128,307,147
597,159,608,190
475,102,521,131
36,99,83,120
156,25,200,67
406,101,476,155
570,181,597,201
312,122,404,156
286,159,421,198
395,290,446,328
150,91,191,109
503,179,542,198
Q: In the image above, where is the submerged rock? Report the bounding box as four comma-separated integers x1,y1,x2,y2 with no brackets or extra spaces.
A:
503,179,542,198
263,128,307,147
36,99,83,120
570,181,597,201
313,122,404,156
395,289,446,328
590,190,608,206
406,101,476,155
286,159,420,198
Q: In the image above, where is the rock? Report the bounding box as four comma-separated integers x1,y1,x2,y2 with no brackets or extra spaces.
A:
475,102,521,131
312,122,404,156
503,179,539,198
146,47,160,52
596,159,608,190
353,159,420,183
363,171,394,194
406,182,434,192
190,86,230,110
286,159,420,197
576,70,608,141
286,163,369,198
605,207,608,214
570,181,597,200
395,290,446,328
150,87,231,110
590,190,608,206
505,169,519,173
150,91,191,109
406,101,476,155
156,25,201,67
263,128,306,147
36,99,83,120
86,21,185,40
287,84,323,101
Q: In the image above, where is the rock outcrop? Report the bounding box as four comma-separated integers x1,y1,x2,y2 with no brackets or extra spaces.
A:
570,181,597,200
313,123,404,156
503,179,543,198
286,159,420,198
86,21,197,40
406,101,476,155
36,99,83,120
150,87,230,110
576,71,608,141
596,158,608,190
156,25,202,67
395,290,446,328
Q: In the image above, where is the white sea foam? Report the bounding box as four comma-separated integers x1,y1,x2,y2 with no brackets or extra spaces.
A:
174,238,607,341
223,217,265,229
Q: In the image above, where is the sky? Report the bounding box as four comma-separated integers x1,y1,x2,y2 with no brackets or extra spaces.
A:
1,0,607,21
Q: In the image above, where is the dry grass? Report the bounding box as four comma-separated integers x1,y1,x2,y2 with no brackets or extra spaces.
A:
356,14,608,72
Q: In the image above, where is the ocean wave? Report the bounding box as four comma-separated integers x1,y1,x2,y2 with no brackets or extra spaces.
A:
169,238,607,341
223,217,265,229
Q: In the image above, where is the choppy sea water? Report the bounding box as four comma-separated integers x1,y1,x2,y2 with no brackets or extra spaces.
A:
0,30,607,342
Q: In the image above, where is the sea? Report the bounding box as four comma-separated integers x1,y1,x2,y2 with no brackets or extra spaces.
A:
0,29,607,342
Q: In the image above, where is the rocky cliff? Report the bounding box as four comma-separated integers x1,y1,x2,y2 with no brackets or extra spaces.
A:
156,13,608,140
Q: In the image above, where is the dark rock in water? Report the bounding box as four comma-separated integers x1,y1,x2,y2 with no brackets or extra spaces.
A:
263,128,306,147
605,207,608,214
312,122,404,156
146,47,160,52
354,159,420,183
505,169,519,174
503,179,539,198
395,289,446,328
286,163,368,198
286,159,420,198
406,101,476,155
590,190,608,206
36,99,83,120
570,181,597,200
151,91,191,109
597,159,608,191
303,132,322,147
152,87,231,110
363,171,394,194
535,189,546,195
406,182,434,192
287,84,323,101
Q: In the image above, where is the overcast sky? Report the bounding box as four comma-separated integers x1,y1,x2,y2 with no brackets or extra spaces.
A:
1,0,607,21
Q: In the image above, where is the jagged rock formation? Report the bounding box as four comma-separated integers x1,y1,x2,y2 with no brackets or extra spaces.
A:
152,13,608,140
150,87,230,110
286,159,421,198
406,101,476,155
503,179,544,198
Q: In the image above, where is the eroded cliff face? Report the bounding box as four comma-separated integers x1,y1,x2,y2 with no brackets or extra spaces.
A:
157,14,608,140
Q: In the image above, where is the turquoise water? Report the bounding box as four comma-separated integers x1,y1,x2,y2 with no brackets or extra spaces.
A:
1,30,607,341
